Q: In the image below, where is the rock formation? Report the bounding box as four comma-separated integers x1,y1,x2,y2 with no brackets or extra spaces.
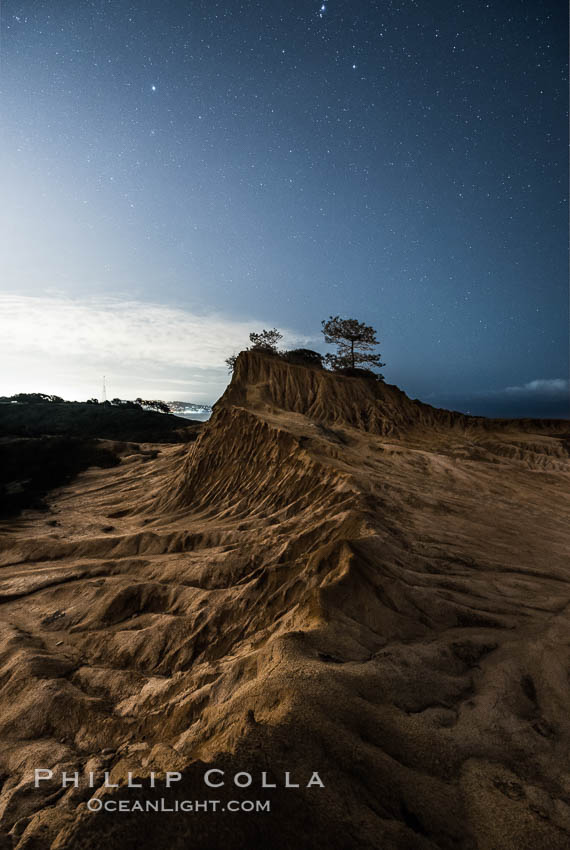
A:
0,350,568,849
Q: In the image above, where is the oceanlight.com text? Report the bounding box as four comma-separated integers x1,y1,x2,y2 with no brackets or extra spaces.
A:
86,798,271,813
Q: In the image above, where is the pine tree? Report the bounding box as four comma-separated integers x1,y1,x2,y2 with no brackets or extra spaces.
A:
321,316,385,375
225,328,283,372
248,328,283,352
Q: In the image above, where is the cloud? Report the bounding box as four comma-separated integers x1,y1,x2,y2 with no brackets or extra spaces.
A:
417,377,569,419
505,378,569,396
0,294,310,402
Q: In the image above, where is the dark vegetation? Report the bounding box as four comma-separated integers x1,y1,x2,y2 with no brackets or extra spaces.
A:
0,401,200,443
321,316,385,376
0,401,203,517
281,348,324,367
2,393,172,414
225,328,285,372
226,317,385,379
247,328,283,352
335,366,380,380
134,398,172,413
0,436,121,517
0,393,65,404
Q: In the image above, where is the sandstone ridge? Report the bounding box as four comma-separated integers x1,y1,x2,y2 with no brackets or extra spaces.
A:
0,352,568,849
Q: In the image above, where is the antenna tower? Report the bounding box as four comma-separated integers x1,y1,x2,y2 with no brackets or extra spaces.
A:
101,375,107,403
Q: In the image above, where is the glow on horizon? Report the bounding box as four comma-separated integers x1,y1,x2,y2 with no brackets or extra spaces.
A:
0,294,311,403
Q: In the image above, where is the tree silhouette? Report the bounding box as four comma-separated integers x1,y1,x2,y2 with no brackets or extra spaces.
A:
7,393,64,404
321,316,385,375
248,328,282,352
225,328,283,372
135,398,171,413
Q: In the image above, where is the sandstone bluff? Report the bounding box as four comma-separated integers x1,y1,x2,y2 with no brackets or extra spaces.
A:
0,350,568,849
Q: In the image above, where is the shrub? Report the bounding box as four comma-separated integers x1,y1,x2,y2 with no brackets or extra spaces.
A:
282,348,323,368
336,366,381,381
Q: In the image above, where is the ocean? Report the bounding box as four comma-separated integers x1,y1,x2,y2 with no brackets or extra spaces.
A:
173,410,212,422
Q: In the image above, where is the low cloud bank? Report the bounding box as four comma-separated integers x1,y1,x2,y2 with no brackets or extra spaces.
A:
505,378,568,396
425,378,569,420
0,294,309,402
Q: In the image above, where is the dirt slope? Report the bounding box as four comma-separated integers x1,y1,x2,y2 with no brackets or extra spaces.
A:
0,351,568,849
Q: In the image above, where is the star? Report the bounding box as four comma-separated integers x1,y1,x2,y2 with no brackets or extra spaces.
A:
151,85,157,92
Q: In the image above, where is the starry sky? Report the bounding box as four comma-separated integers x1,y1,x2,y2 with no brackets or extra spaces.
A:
0,0,568,416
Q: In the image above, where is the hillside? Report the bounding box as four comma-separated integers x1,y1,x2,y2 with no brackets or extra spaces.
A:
0,351,568,849
0,402,202,443
0,403,203,518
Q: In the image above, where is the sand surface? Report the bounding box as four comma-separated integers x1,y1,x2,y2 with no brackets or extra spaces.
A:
0,351,568,849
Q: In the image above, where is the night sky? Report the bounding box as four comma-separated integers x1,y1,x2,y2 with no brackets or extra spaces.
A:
1,0,568,416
